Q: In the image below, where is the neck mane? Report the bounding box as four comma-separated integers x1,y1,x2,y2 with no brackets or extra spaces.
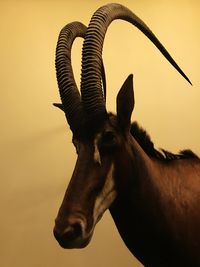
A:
131,122,199,162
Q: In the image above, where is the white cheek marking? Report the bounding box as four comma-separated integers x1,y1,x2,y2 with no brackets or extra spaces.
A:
94,134,101,165
93,164,117,223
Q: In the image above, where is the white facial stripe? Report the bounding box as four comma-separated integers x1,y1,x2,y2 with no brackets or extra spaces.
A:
93,164,117,223
94,134,101,165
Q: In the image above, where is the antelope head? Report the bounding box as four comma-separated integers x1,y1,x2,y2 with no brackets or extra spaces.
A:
53,4,191,249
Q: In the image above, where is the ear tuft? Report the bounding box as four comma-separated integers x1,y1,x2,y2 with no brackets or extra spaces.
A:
117,74,135,131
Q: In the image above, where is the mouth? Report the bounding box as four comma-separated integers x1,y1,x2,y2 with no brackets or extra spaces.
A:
53,224,93,249
56,234,92,249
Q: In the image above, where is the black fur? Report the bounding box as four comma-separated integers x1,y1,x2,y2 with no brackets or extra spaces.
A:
130,122,199,161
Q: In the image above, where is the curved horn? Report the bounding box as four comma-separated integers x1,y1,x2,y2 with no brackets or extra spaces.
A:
80,3,192,118
55,21,86,134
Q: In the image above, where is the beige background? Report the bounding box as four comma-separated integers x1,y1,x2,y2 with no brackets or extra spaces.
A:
1,1,200,266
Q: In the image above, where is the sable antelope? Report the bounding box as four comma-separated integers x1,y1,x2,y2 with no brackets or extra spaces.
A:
53,3,200,267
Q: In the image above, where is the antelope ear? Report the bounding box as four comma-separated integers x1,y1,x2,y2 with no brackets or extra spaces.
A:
117,74,135,131
53,103,65,112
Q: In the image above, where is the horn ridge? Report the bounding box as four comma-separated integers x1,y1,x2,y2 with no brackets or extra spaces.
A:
55,21,86,133
80,3,192,117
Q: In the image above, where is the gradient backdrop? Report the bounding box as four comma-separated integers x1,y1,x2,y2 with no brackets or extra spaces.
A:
1,1,200,266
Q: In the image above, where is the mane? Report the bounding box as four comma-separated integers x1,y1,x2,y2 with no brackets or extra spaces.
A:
130,122,199,161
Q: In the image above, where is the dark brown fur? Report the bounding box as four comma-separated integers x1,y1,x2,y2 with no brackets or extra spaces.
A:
103,115,200,267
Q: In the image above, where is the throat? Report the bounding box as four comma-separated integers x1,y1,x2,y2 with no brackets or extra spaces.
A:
109,141,160,262
109,196,146,262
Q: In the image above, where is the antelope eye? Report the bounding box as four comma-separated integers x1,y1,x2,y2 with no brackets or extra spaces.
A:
100,131,117,153
102,131,115,144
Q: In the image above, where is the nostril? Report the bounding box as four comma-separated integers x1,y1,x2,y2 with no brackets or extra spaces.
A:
62,223,82,240
71,223,82,237
53,223,83,246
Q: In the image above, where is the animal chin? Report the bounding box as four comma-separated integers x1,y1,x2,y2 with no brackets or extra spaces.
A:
57,233,93,249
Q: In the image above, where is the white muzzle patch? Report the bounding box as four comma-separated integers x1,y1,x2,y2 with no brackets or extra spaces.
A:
93,164,117,223
94,134,101,165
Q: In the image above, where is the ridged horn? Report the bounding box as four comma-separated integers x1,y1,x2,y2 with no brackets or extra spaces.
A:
55,21,86,134
80,3,192,118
